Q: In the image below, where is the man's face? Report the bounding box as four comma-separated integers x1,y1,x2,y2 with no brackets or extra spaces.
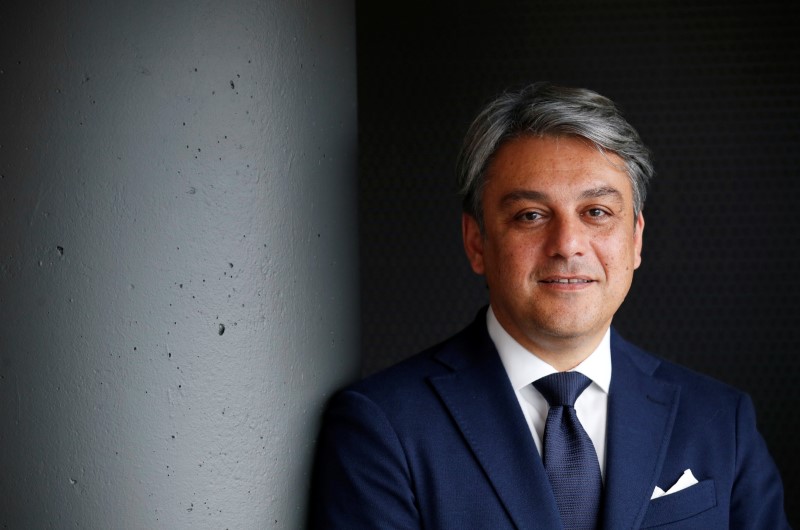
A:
463,134,644,357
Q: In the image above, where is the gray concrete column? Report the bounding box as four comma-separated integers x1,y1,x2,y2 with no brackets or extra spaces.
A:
0,1,359,527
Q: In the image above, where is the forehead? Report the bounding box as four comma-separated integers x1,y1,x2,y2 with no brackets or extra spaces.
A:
485,134,632,198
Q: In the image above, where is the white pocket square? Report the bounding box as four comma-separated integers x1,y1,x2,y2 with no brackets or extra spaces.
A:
651,469,699,500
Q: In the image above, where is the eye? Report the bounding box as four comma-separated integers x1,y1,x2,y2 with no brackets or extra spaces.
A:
517,211,542,222
585,208,608,218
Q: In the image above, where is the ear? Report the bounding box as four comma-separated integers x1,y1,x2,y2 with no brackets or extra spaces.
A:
462,213,486,275
633,211,645,270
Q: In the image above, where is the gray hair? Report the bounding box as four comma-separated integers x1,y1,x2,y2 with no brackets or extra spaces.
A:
457,82,654,230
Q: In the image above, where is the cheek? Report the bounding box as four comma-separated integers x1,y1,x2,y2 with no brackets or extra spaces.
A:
486,240,529,283
501,240,538,270
595,241,636,275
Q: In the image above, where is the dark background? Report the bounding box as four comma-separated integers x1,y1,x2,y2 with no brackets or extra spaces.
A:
356,0,799,524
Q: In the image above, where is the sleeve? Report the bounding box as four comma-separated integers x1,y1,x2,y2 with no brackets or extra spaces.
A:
308,390,421,530
730,393,791,529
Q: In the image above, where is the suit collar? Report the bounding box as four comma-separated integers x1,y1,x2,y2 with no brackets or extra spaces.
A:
601,331,681,529
429,310,562,530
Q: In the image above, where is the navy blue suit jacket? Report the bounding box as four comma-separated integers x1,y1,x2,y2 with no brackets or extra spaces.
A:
310,310,789,528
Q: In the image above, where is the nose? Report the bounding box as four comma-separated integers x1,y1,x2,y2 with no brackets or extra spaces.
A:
544,215,587,259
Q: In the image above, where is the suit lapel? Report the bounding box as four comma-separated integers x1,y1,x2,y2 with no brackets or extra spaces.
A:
602,332,681,529
429,316,562,530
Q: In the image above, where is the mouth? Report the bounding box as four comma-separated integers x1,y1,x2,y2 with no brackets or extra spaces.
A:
539,278,594,284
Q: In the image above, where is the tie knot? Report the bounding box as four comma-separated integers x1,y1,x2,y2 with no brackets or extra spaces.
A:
533,372,592,407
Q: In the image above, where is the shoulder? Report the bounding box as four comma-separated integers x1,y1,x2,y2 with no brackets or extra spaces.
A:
611,330,745,408
343,309,492,403
324,308,499,436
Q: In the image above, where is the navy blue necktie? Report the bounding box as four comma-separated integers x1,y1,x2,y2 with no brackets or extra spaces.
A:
534,372,602,530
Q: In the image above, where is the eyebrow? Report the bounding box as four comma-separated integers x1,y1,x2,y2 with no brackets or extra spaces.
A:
500,186,623,206
579,186,623,201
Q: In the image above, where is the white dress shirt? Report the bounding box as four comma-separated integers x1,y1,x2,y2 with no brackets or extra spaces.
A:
487,307,611,477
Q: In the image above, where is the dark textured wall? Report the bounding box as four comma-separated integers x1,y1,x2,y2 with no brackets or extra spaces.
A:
357,0,800,524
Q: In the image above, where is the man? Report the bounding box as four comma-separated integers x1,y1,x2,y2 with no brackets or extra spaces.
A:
310,83,789,528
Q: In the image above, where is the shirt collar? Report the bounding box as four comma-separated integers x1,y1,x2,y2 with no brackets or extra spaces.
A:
487,307,612,394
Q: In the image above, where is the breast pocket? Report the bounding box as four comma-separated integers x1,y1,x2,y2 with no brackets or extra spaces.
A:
640,479,717,528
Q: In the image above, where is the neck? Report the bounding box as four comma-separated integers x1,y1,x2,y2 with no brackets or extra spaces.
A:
493,313,609,371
